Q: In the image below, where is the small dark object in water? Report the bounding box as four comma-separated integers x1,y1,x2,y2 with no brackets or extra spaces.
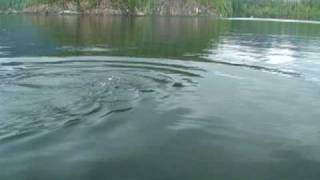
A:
1,62,24,66
172,82,184,87
140,89,155,93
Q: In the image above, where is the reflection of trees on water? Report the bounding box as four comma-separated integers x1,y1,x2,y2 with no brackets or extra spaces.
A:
30,16,230,59
5,15,319,65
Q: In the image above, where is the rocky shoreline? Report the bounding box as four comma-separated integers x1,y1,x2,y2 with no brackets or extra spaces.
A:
0,0,216,16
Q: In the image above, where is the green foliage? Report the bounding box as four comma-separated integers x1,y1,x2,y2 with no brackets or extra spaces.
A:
0,0,319,20
110,0,154,13
0,0,32,9
231,0,320,20
198,0,233,16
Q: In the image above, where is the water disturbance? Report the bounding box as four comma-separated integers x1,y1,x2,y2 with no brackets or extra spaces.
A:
0,15,320,180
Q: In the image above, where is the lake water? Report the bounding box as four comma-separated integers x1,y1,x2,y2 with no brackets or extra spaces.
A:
1,15,320,180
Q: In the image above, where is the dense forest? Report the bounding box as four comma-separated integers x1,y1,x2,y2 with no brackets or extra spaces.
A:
0,0,319,20
232,0,320,20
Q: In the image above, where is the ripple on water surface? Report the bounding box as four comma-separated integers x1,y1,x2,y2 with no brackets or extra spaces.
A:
0,46,10,56
0,56,203,141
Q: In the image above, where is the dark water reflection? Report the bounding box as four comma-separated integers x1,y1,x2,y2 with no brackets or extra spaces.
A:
0,15,230,58
1,15,320,180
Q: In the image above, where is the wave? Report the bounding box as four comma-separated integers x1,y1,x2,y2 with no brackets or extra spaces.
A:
0,56,203,141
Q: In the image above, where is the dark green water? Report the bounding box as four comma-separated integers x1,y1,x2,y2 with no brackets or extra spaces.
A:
1,15,320,180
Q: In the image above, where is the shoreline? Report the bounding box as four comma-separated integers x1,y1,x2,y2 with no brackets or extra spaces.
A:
226,17,320,24
0,10,214,16
0,1,215,16
1,9,319,23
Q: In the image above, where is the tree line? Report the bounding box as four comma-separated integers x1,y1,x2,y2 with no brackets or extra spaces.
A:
0,0,319,20
231,0,320,20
